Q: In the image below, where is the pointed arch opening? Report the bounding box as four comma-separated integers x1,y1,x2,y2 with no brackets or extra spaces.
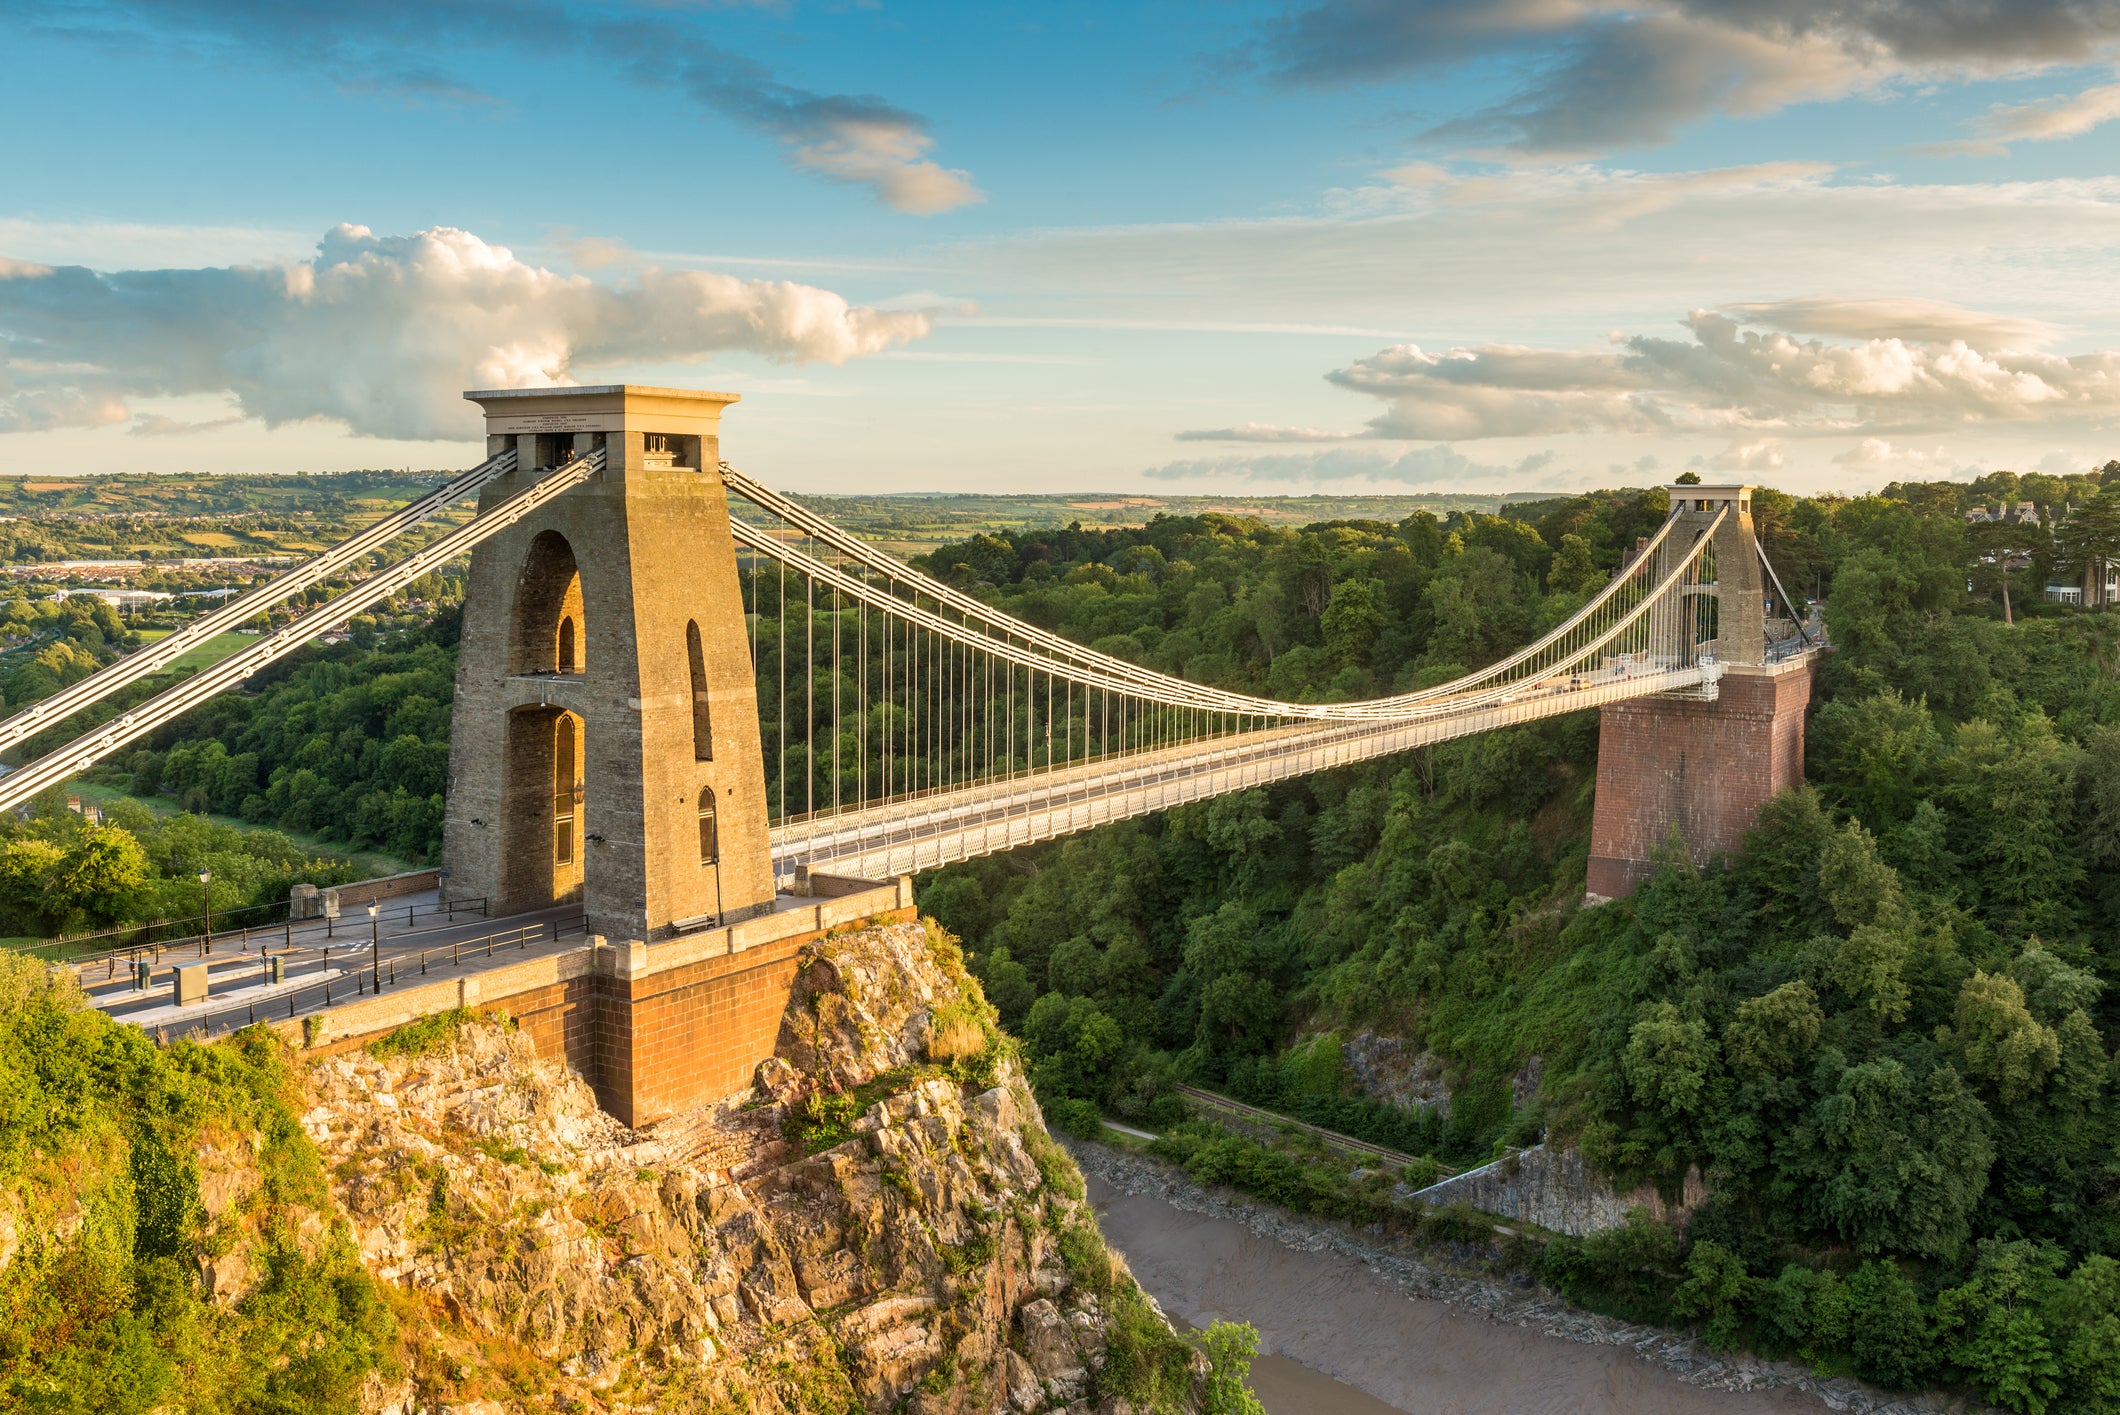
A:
697,786,719,865
499,705,585,912
511,530,584,675
686,620,713,760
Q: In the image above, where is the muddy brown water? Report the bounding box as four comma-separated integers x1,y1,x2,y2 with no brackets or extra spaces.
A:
1087,1176,1825,1415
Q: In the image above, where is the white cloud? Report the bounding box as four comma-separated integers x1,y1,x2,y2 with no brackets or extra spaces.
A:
1143,444,1564,489
1985,78,2120,141
1254,0,2120,157
23,1,982,216
789,122,983,216
1720,295,2064,348
1193,304,2120,446
978,166,2120,343
1828,437,1970,471
0,224,931,440
1175,422,1363,442
1708,438,1786,471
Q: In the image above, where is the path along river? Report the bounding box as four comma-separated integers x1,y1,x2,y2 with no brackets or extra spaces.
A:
1084,1160,1905,1415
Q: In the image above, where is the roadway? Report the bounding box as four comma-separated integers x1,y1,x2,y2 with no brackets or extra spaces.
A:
771,662,1725,884
81,893,585,1040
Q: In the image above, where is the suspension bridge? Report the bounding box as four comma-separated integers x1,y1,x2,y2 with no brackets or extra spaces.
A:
30,385,1818,1123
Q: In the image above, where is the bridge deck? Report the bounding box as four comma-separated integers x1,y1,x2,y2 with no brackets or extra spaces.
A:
771,663,1720,883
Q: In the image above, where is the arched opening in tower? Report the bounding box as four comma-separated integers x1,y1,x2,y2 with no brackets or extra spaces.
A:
511,529,585,675
500,705,587,911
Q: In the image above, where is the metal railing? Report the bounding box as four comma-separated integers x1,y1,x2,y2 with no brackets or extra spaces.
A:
771,663,1723,883
131,911,588,1045
54,895,489,972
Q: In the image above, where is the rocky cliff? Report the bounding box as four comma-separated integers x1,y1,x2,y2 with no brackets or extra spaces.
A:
295,919,1203,1415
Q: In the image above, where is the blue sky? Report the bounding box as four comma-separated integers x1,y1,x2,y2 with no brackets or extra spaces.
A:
7,1,2120,494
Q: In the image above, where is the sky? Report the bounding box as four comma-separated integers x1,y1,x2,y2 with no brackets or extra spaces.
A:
7,2,2120,497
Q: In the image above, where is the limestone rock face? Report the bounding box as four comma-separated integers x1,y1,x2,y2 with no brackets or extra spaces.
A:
299,919,1186,1415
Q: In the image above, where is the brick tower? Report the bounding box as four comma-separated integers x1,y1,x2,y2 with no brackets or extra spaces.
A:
440,386,776,941
1584,484,1814,902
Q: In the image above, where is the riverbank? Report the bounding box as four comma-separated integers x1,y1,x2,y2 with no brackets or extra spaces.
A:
1070,1139,1985,1415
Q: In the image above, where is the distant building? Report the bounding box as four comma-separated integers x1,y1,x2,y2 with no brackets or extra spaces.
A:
1967,501,2043,527
43,587,173,612
2047,569,2120,605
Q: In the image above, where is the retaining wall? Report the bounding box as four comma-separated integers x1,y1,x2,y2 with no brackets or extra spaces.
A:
1405,1144,1706,1237
275,877,915,1124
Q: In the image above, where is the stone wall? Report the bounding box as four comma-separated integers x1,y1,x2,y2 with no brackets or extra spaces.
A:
1585,658,1812,901
442,388,779,943
277,878,916,1125
1404,1144,1705,1237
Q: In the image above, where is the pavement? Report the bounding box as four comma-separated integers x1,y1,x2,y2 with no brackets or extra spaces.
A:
81,892,586,1038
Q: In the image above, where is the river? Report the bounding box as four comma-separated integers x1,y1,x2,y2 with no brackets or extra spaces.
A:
1086,1174,1831,1415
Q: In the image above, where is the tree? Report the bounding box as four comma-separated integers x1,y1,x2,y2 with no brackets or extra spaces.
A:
1846,1260,1934,1388
1970,517,2048,624
1671,1240,1752,1349
1197,1321,1268,1415
46,824,149,929
1723,981,1822,1080
1319,578,1387,668
1547,533,1605,595
1945,972,2061,1104
1804,1059,1992,1258
2057,486,2120,607
1936,1241,2065,1414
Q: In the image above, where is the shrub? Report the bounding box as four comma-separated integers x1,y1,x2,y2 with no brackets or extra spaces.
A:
1847,1260,1934,1389
368,1005,494,1059
1671,1240,1754,1350
1048,1097,1106,1140
1198,1320,1267,1415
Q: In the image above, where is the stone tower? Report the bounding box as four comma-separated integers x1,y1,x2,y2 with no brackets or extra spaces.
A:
441,385,776,942
1585,484,1814,901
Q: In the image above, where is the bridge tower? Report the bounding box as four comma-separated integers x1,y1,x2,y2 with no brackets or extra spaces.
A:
1585,484,1814,902
441,386,776,942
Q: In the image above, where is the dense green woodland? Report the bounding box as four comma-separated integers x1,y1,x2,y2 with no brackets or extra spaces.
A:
911,470,2120,1412
12,468,2120,1406
63,611,462,872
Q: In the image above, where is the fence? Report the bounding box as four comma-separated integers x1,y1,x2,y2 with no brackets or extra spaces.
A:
60,895,489,974
127,911,586,1045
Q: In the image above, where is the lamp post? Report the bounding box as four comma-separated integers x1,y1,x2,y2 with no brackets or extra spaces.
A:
368,903,381,991
198,871,212,955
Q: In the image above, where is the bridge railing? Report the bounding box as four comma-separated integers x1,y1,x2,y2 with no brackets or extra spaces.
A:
120,911,589,1045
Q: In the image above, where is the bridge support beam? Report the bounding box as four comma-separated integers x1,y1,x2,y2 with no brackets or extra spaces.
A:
1585,658,1813,903
442,385,777,943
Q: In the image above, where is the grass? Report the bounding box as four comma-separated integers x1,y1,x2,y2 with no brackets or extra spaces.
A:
370,1007,513,1060
162,630,256,672
67,781,417,878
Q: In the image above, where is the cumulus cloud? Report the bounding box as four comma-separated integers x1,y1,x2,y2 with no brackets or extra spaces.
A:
11,0,980,214
1251,0,2120,155
1191,302,2120,446
0,224,930,440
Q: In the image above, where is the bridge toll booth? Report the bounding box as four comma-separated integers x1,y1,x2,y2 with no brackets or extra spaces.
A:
1585,483,1815,902
441,386,776,944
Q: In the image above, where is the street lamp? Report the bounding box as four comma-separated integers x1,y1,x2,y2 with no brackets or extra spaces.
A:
368,903,381,991
198,871,212,955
